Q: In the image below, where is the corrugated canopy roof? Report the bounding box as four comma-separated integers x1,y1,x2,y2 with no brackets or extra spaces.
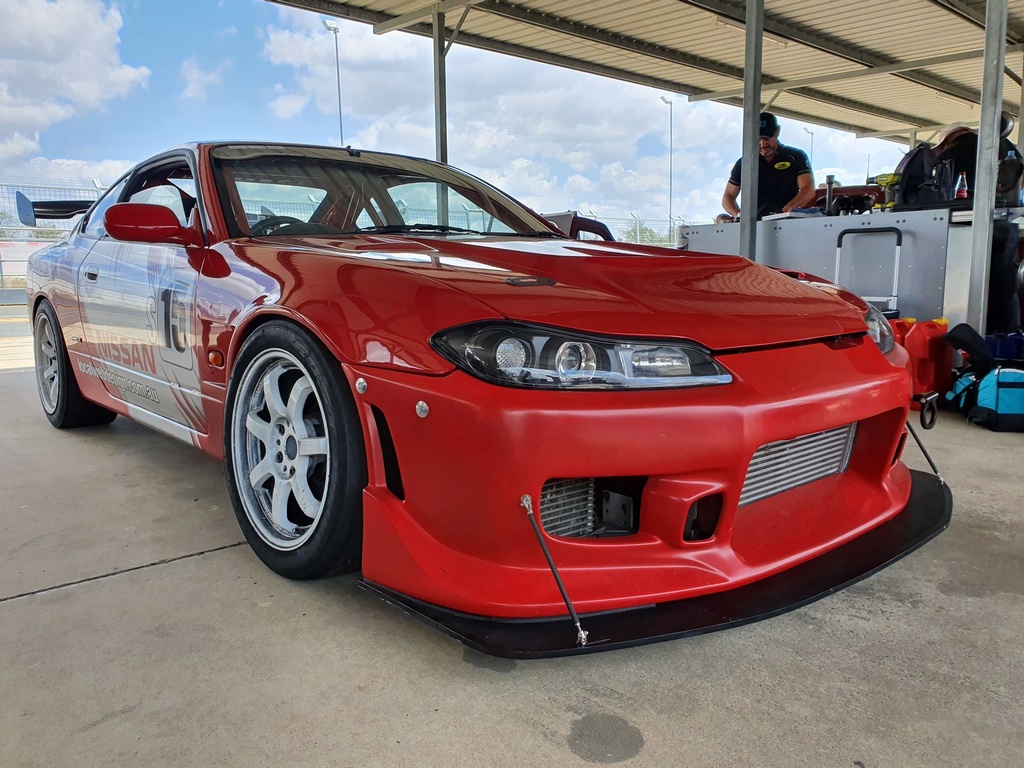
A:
270,0,1024,142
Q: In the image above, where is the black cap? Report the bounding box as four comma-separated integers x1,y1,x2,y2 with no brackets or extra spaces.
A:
759,112,779,138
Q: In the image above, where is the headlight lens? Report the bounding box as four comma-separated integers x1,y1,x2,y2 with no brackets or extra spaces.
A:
432,323,732,389
864,304,896,355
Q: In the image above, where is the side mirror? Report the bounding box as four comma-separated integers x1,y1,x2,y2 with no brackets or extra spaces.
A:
104,203,198,246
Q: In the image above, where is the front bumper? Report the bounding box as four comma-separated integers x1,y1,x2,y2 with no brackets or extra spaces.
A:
350,339,917,619
360,469,951,658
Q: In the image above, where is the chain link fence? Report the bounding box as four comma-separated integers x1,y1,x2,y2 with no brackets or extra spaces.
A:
1,180,99,301
1,178,714,303
598,216,710,245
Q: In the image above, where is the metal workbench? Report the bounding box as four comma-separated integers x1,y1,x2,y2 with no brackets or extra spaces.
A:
679,209,1022,327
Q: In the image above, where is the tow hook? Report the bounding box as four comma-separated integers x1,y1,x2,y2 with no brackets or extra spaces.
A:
914,391,939,430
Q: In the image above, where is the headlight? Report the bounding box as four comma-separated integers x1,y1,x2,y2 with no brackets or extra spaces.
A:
864,304,896,355
431,323,732,389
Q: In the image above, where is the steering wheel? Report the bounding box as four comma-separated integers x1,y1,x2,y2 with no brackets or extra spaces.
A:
250,215,306,236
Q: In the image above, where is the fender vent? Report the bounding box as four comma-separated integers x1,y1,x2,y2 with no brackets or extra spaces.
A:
740,423,857,507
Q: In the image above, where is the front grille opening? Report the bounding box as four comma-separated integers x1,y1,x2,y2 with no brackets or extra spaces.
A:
370,405,404,500
739,423,858,507
539,476,645,538
891,430,908,467
683,493,723,542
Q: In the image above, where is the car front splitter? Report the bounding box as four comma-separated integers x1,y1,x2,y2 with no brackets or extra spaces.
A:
359,468,952,659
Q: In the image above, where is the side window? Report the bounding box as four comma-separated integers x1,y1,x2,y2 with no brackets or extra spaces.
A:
82,178,128,238
123,159,197,227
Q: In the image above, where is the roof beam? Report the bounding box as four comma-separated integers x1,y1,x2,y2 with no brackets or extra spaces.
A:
690,44,1024,103
679,0,1005,109
475,0,926,126
926,0,1023,44
268,0,700,92
373,0,482,35
856,121,978,140
266,0,918,135
475,0,749,79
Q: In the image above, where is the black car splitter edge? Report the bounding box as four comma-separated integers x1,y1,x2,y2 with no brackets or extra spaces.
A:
359,469,952,659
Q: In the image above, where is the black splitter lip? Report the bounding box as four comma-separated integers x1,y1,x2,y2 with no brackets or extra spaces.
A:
359,469,952,659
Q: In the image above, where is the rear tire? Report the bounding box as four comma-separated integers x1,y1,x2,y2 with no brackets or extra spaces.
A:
224,321,367,579
33,301,117,429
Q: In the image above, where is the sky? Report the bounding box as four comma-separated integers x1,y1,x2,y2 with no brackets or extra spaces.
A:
0,0,910,225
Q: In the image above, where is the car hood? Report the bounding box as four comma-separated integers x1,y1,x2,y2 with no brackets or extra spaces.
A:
270,235,868,350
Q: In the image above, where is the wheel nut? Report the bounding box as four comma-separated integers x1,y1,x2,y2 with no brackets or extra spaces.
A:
356,378,367,394
416,401,429,418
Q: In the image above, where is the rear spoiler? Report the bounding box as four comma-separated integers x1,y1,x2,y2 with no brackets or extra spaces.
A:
542,210,615,241
15,191,93,227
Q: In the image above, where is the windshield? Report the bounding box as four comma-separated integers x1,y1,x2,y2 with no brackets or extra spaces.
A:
210,145,561,239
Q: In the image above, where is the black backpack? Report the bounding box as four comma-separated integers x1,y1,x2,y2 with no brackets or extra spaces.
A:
894,143,956,206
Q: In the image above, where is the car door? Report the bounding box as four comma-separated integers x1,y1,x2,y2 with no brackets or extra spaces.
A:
40,177,129,405
77,155,208,435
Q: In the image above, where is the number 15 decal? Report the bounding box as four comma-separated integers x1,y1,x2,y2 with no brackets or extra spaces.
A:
158,277,194,370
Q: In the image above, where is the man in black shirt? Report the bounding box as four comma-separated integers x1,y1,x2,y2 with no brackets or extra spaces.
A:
721,112,815,220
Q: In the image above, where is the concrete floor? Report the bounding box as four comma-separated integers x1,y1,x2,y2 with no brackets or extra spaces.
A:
1,309,1022,768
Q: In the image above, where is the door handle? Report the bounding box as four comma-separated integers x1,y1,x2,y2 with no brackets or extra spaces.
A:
84,264,99,281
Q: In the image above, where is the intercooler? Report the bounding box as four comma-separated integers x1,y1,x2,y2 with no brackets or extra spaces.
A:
739,423,858,507
539,478,597,538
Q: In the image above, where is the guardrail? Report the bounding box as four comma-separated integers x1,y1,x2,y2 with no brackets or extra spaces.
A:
1,234,59,304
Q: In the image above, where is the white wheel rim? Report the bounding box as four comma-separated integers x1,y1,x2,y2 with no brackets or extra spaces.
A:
231,349,332,551
34,313,60,415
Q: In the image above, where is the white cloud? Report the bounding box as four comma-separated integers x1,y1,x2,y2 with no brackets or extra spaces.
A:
0,132,41,164
268,85,310,120
0,0,149,172
6,156,134,184
180,57,231,101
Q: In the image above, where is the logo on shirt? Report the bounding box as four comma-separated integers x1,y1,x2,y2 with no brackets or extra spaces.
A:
774,161,791,170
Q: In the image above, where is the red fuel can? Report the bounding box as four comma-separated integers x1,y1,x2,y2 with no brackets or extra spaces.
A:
901,319,954,405
891,318,915,347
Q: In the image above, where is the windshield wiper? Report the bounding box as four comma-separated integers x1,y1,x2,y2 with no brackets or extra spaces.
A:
355,224,483,235
502,231,568,238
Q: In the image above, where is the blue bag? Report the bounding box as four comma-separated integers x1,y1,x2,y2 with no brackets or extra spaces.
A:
945,371,980,414
968,367,1024,432
985,332,1024,363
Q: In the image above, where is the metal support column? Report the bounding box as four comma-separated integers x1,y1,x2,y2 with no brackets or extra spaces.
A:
968,0,1008,333
1019,51,1024,149
739,0,764,261
433,9,449,226
433,9,448,164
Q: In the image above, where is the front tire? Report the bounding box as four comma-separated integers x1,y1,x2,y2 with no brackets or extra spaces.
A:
33,301,116,429
224,321,367,579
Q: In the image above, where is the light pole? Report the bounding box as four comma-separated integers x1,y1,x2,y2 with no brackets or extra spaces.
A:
660,96,674,230
803,126,814,168
322,19,344,145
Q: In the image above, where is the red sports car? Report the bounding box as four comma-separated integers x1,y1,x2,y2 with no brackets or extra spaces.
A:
25,142,951,657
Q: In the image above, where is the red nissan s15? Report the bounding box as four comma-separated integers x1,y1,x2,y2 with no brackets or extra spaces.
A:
24,142,951,657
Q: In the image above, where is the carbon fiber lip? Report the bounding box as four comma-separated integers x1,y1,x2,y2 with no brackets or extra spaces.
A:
359,469,953,659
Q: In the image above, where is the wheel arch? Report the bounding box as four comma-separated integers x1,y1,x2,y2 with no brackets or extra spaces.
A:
222,308,372,465
225,306,351,379
30,292,50,320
